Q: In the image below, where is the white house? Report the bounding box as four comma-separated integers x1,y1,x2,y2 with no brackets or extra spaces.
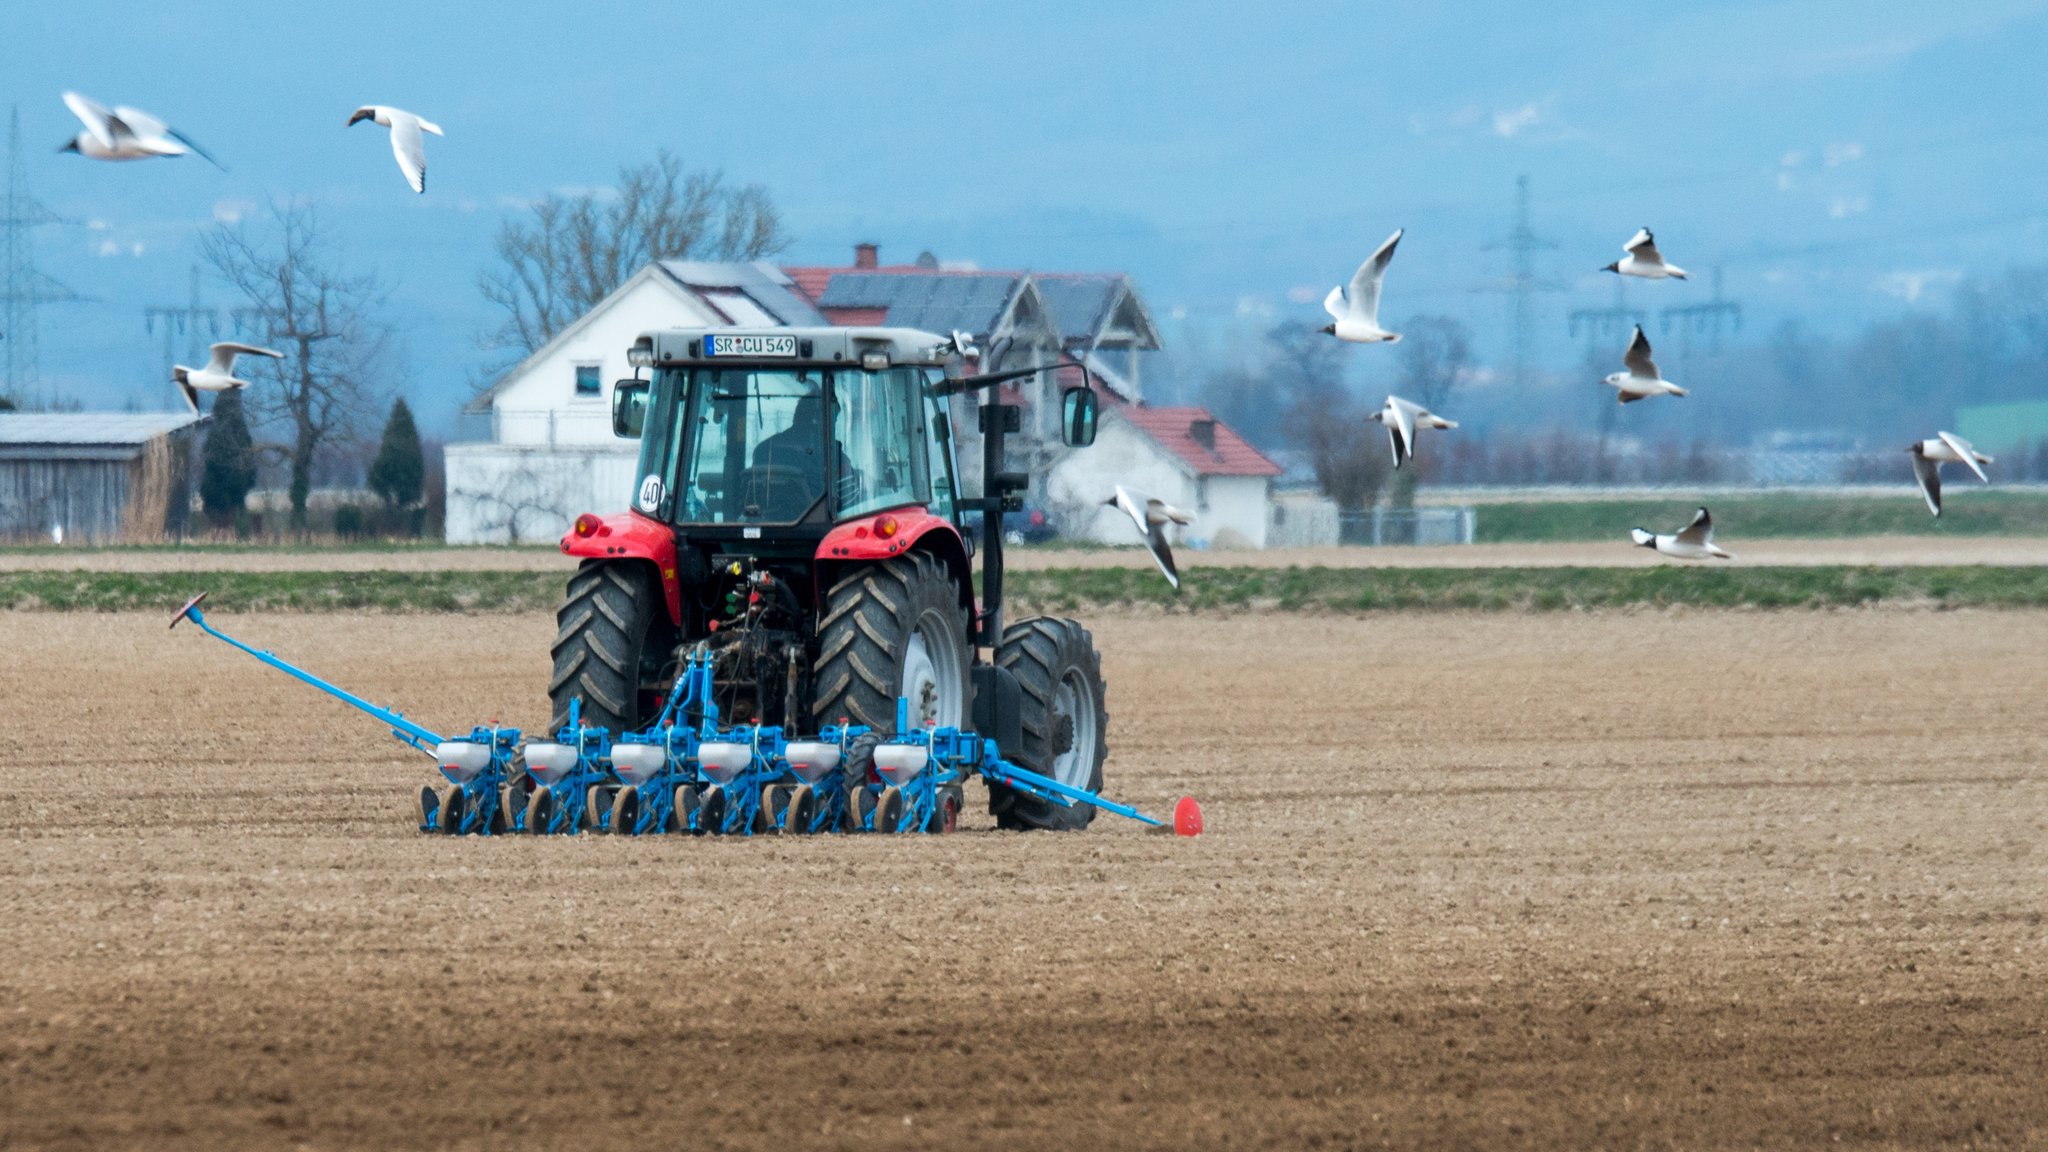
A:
1047,406,1281,550
446,261,824,543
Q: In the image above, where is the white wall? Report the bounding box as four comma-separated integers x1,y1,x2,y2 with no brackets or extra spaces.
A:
1197,475,1271,550
488,277,723,448
444,443,641,544
1046,415,1198,546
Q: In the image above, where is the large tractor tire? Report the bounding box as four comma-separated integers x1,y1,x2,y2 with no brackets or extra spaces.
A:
812,553,972,735
989,617,1108,831
550,560,665,735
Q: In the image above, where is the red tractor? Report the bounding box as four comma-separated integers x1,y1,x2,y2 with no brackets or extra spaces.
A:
552,326,1110,829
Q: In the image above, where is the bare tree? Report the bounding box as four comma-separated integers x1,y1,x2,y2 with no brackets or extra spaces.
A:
1396,315,1472,413
202,203,391,531
449,459,580,544
479,151,792,360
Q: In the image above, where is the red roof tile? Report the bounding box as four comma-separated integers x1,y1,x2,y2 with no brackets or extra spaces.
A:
1117,407,1280,477
822,306,889,326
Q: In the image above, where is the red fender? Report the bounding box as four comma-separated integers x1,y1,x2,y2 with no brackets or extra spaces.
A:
816,506,974,613
560,510,683,624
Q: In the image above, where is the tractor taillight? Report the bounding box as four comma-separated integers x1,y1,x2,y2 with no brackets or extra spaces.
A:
573,513,602,538
874,515,899,539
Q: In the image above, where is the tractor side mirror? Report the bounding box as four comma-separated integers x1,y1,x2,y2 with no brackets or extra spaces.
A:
1060,386,1098,448
612,380,649,439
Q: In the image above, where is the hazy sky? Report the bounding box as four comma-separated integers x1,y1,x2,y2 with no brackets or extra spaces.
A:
4,0,2046,431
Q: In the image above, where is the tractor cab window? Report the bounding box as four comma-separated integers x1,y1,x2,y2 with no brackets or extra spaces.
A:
676,368,831,524
833,367,931,519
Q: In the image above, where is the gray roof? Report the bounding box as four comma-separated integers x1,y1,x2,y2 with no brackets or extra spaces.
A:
656,260,827,326
817,272,1024,334
1035,275,1120,343
0,412,202,446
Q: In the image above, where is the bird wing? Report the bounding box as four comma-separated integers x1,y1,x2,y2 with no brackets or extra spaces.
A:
1148,499,1194,526
1625,228,1662,264
1623,326,1659,378
63,92,120,149
1673,506,1713,546
1384,397,1416,465
208,342,282,373
1344,228,1402,324
415,116,444,137
1911,453,1942,516
112,105,171,142
166,127,225,171
175,378,199,414
388,113,427,192
1322,285,1348,323
1938,432,1987,482
1143,519,1181,590
1109,486,1149,536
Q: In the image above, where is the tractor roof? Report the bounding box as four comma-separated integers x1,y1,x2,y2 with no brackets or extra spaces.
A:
639,326,951,369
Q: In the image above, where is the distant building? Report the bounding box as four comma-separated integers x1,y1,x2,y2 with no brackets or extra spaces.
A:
447,261,824,543
0,412,203,543
1048,406,1281,549
784,244,1163,484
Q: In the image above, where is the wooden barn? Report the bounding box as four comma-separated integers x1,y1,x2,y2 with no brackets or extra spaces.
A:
0,413,205,543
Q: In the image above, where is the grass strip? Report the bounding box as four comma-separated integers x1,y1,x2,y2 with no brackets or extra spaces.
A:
6,566,2047,615
1473,493,2048,542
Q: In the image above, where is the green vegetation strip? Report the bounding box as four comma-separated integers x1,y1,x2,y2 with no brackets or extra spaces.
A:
1004,565,2048,613
1474,492,2048,543
5,565,2048,615
0,570,564,613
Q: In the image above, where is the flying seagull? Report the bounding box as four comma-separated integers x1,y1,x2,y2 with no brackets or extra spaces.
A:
173,342,283,414
1320,229,1404,343
59,92,222,169
1368,394,1457,469
1907,432,1993,517
1602,228,1687,280
1604,325,1687,403
347,105,443,193
1106,485,1193,591
1631,507,1734,560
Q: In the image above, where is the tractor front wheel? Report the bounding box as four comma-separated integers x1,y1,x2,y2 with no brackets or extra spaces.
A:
990,617,1108,831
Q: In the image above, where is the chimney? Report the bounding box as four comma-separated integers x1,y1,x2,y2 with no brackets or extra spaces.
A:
1189,417,1217,453
853,242,879,269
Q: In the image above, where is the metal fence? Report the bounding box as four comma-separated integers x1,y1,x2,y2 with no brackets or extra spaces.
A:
1336,507,1477,547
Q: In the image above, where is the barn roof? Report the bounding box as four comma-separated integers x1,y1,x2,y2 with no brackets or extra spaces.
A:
0,412,202,446
1115,407,1281,478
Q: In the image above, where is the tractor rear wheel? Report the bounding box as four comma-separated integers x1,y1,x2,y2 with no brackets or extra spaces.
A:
990,617,1108,831
550,560,665,735
811,553,971,734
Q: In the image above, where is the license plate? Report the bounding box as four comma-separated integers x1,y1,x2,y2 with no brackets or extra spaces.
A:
704,333,797,358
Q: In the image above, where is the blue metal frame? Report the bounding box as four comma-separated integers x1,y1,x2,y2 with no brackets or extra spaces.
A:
171,595,1171,836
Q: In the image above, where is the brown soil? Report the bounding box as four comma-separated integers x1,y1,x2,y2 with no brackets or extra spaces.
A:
2,610,2045,1150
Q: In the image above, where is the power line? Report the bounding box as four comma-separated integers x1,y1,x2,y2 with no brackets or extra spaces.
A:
1,105,81,408
144,266,224,406
1477,174,1564,395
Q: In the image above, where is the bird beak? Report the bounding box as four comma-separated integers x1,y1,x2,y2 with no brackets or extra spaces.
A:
57,139,78,153
1317,324,1335,335
1600,262,1619,273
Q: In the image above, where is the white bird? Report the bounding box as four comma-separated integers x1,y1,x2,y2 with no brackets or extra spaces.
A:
1602,228,1687,280
1320,229,1404,343
1631,507,1734,560
1603,325,1687,403
1367,394,1457,469
1907,432,1993,517
1105,485,1193,590
347,105,443,193
59,92,222,168
172,342,283,414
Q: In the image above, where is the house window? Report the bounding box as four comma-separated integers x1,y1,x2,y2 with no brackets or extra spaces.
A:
573,363,601,398
1197,477,1211,511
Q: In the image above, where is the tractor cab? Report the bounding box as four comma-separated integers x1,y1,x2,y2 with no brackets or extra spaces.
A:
613,328,960,539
